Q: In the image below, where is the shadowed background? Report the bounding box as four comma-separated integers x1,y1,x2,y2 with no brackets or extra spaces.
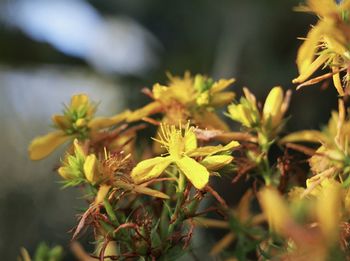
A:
0,0,338,259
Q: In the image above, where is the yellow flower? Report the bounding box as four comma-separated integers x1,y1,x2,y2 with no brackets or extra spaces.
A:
259,185,342,260
131,123,238,189
127,72,235,131
293,0,350,95
58,143,170,200
227,88,260,128
281,100,350,178
280,103,348,147
302,178,343,243
29,94,129,160
58,139,99,185
227,87,290,138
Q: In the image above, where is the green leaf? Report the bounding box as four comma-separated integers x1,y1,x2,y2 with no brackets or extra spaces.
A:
150,220,161,247
48,246,63,261
99,220,115,237
34,242,49,261
103,198,119,226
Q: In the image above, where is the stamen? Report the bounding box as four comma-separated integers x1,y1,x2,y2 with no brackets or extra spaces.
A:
104,147,108,160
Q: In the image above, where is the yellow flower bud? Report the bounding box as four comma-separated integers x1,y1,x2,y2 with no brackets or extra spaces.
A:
73,139,86,159
196,92,210,106
105,241,118,257
201,155,233,171
263,86,283,128
75,118,87,128
95,185,111,204
84,154,98,183
194,74,205,91
152,83,168,100
58,166,74,180
228,104,254,128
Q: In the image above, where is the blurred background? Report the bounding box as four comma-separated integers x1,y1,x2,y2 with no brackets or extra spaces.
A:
0,0,340,259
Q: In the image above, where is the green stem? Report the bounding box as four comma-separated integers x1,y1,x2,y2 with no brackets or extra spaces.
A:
258,132,273,185
261,157,272,186
177,171,186,192
168,172,186,235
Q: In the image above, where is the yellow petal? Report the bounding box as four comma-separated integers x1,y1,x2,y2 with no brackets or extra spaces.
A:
242,87,257,107
73,139,86,158
236,190,253,222
227,104,240,123
188,140,239,157
210,78,235,93
293,52,329,84
201,155,233,171
95,185,111,205
166,74,195,103
70,94,89,110
332,69,345,96
152,83,170,100
133,185,170,199
196,91,210,106
316,179,341,243
88,110,130,129
295,22,323,75
308,147,334,174
263,86,283,123
175,156,209,189
259,187,292,233
324,34,347,57
193,110,230,131
127,101,163,122
221,140,240,151
84,154,98,183
52,115,70,130
75,118,87,128
58,166,74,180
279,130,326,144
115,180,169,199
103,241,118,258
228,103,255,128
210,92,235,107
327,111,340,137
307,0,338,17
29,131,69,160
131,156,172,184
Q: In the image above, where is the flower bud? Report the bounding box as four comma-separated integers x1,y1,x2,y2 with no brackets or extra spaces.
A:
263,86,283,128
84,154,99,183
201,155,233,171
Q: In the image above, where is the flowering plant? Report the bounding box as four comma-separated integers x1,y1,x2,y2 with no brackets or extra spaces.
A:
21,1,350,260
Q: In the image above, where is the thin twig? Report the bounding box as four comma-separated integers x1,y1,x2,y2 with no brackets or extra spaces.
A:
205,185,228,209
